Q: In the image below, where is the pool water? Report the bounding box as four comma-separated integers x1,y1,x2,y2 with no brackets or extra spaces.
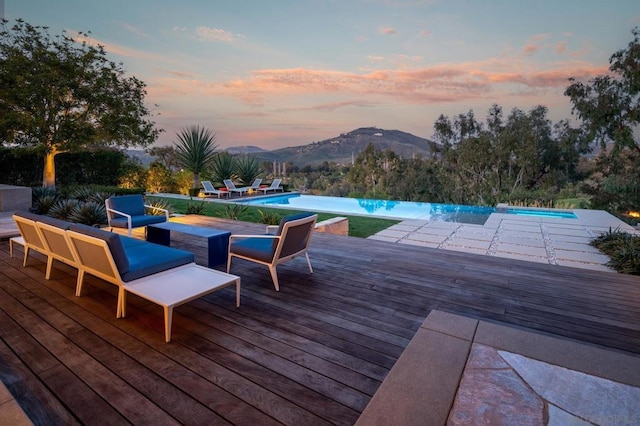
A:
239,194,577,225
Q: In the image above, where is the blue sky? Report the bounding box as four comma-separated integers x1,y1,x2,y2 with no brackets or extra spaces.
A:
5,0,640,150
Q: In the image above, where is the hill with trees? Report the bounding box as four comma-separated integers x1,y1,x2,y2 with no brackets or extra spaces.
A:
256,127,436,166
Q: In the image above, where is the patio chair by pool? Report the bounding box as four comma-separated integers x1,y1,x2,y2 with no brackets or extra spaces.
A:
201,181,229,198
224,178,262,195
227,212,317,291
106,194,168,236
259,179,283,194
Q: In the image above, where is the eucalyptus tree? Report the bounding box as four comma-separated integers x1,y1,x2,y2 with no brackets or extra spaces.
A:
565,27,640,156
565,28,640,211
0,19,160,188
174,125,218,191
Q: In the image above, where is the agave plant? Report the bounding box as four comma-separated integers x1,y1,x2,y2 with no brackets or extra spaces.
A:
185,200,208,215
222,203,248,220
49,199,81,220
68,187,95,202
258,209,282,225
145,198,175,216
68,201,107,226
234,154,262,186
209,151,237,186
174,125,218,190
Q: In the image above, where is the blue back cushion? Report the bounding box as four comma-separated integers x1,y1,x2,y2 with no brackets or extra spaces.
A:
69,223,130,274
108,195,146,217
14,211,72,230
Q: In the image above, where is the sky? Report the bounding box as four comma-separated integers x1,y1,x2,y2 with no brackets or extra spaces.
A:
4,0,640,150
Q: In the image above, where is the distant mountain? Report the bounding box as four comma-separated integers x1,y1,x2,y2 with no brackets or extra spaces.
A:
225,145,268,154
253,127,436,166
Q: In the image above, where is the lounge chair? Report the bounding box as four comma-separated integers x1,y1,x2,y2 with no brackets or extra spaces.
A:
224,178,262,196
106,194,169,236
200,181,229,198
227,212,317,291
259,179,283,194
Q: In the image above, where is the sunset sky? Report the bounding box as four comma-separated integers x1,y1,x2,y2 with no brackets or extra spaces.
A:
5,0,640,150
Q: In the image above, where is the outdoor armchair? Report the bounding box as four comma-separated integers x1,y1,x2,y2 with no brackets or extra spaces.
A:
106,194,168,236
227,212,317,291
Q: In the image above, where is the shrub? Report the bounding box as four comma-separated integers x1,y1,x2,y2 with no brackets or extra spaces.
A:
67,201,107,226
49,199,80,220
222,203,248,220
258,209,282,225
185,200,208,215
590,229,640,275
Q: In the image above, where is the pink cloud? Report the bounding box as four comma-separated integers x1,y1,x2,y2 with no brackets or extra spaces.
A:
379,26,397,35
523,44,542,56
196,26,234,42
555,41,568,54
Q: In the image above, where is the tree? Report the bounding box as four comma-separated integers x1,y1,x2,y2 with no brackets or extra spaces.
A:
565,27,640,214
173,125,218,191
565,27,640,155
148,146,181,171
0,19,161,188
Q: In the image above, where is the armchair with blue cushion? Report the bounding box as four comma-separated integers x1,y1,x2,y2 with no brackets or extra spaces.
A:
227,212,317,291
105,194,168,236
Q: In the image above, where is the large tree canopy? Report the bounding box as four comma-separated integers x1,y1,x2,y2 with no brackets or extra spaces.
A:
0,19,161,188
565,27,640,156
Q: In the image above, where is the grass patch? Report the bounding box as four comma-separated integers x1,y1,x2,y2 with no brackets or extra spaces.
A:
148,196,399,238
590,228,640,275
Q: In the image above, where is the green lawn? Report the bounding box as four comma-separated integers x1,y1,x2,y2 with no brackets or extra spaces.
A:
147,196,398,238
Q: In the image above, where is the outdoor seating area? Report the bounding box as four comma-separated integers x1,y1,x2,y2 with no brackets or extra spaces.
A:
1,214,639,424
9,212,240,343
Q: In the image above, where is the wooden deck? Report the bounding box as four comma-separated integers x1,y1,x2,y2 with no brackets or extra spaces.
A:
1,215,639,425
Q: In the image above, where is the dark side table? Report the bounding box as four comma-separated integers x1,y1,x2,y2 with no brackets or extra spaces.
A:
147,222,231,268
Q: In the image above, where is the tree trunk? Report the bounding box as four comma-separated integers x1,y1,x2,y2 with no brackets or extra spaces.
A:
43,146,58,189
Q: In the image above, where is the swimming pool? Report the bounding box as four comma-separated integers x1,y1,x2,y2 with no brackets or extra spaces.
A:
238,194,577,225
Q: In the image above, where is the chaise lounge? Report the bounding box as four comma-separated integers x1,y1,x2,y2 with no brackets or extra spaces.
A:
200,181,229,198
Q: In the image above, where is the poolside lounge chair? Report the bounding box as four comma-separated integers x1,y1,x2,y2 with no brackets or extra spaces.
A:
227,212,317,291
224,178,262,195
259,179,283,194
106,194,169,236
200,181,229,198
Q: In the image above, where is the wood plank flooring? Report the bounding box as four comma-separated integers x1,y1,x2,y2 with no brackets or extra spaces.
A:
1,215,639,425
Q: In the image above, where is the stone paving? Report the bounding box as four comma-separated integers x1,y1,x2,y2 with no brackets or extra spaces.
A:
369,208,638,272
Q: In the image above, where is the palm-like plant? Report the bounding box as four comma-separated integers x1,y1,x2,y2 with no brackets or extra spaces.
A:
234,154,262,186
209,151,237,186
174,125,218,191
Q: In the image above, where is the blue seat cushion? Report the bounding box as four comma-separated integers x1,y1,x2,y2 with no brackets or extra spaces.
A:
231,237,276,263
109,214,166,229
108,195,146,217
69,223,130,274
120,243,194,282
